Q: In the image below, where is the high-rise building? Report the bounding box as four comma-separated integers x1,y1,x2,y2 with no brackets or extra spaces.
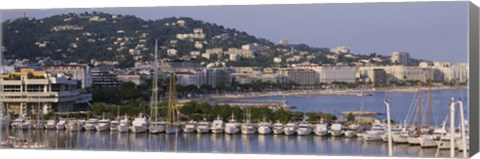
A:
390,51,410,65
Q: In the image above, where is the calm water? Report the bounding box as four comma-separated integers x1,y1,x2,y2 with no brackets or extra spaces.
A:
0,130,466,157
247,89,469,125
0,89,469,157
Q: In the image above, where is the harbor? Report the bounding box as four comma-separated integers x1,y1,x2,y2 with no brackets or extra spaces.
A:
0,89,470,158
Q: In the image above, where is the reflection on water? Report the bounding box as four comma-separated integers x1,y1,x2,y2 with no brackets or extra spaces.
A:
0,129,466,157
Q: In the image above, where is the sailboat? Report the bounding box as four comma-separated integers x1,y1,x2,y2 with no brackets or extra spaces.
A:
417,68,437,148
405,75,425,145
241,108,256,135
165,72,181,134
33,98,46,130
225,113,241,135
149,40,166,134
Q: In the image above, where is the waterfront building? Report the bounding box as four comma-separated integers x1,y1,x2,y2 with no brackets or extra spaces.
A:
286,68,319,85
315,66,356,83
0,68,92,116
196,68,233,87
452,63,469,82
44,64,92,89
369,69,387,85
390,51,410,65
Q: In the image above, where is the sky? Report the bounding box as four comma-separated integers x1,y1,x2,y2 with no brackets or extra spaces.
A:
0,1,470,63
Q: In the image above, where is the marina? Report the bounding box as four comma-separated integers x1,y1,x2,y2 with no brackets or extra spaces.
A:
0,89,470,157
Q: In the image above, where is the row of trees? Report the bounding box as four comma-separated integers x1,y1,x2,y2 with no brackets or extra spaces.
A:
89,100,338,124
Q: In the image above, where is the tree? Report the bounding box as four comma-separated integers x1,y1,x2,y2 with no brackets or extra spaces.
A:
347,113,355,122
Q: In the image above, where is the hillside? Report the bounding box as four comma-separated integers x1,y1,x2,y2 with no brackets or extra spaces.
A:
2,12,396,68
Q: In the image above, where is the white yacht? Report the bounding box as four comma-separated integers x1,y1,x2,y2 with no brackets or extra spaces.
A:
330,123,344,137
20,119,32,130
314,123,329,136
130,113,148,133
110,120,120,131
272,122,284,135
296,121,312,136
393,133,409,144
118,116,131,133
33,120,46,130
210,115,224,134
363,123,387,141
183,120,197,133
149,121,167,134
224,114,241,135
283,122,297,136
165,122,181,134
241,122,256,135
68,120,81,132
344,129,357,138
418,134,438,148
45,119,57,130
257,121,272,135
11,117,27,129
196,119,211,134
0,110,9,128
96,119,111,131
56,119,68,130
84,118,99,131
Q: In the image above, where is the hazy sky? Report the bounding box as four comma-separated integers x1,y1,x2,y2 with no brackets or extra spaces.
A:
1,2,470,63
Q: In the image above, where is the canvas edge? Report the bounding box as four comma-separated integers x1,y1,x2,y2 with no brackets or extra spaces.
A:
468,1,479,157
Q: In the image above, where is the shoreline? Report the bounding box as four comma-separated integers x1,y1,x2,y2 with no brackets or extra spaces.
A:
208,86,467,100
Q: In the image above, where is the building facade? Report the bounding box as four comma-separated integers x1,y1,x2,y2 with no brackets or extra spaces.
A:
0,68,92,116
390,51,410,65
44,64,92,89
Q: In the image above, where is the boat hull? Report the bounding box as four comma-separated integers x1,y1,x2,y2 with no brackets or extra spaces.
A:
314,130,329,136
407,137,420,145
258,127,272,135
296,129,312,136
273,128,284,135
330,130,344,137
95,125,109,131
196,128,210,134
418,137,437,148
284,129,296,136
344,130,356,138
130,126,147,133
118,126,129,133
363,133,383,141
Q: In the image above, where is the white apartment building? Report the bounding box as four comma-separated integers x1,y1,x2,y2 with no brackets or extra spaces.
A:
315,66,356,83
0,68,92,116
390,51,410,65
44,64,92,88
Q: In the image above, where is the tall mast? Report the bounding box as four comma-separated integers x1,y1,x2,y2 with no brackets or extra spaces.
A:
167,72,177,127
427,68,433,129
416,74,423,136
151,39,159,123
